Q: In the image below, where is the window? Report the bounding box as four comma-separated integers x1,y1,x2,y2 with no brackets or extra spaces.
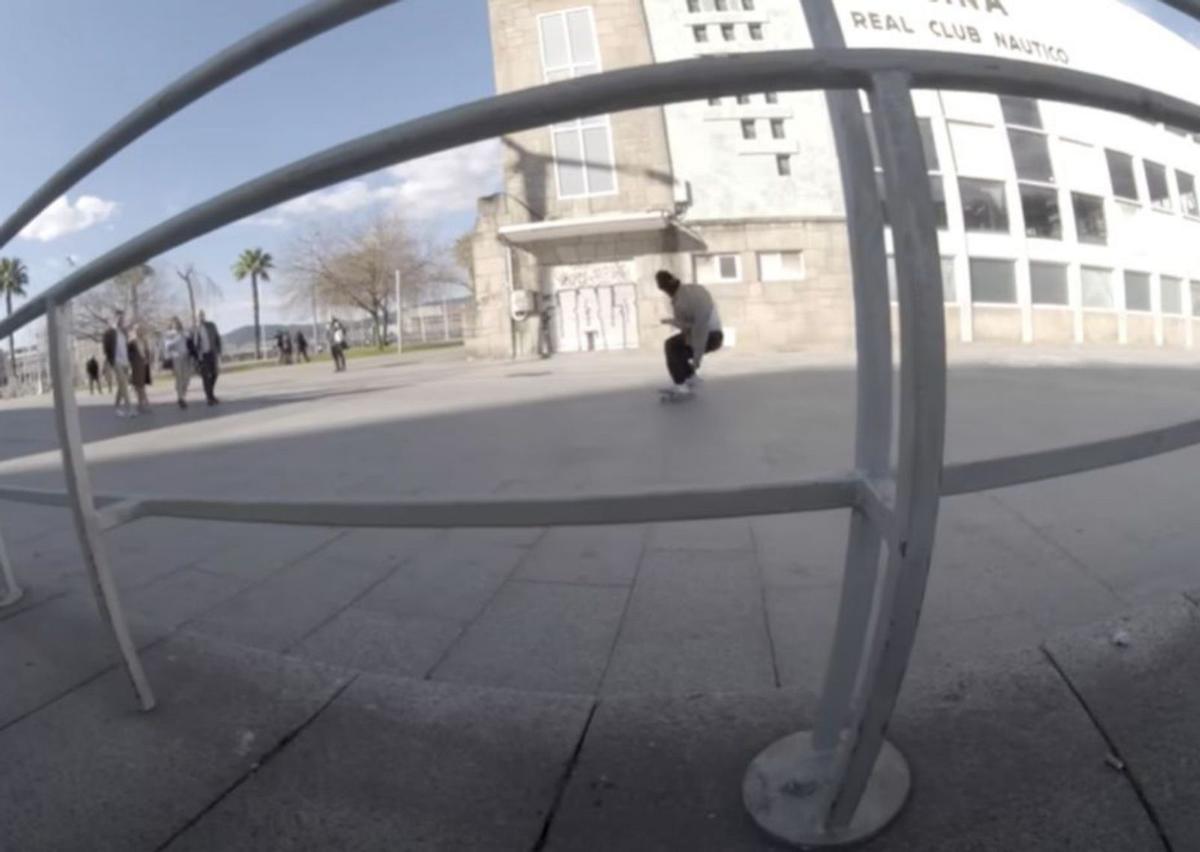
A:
1020,185,1062,239
1192,281,1200,317
1177,171,1198,217
929,176,948,231
970,259,1017,304
1145,161,1172,210
1124,271,1151,312
764,92,778,104
687,0,700,11
1031,262,1069,305
960,178,1010,233
742,0,755,8
1162,276,1184,315
708,97,721,106
552,117,616,197
1081,266,1115,309
695,253,741,284
1008,130,1054,183
776,154,791,177
999,96,1042,129
1072,193,1107,244
539,9,598,79
715,0,728,10
758,251,805,282
1105,150,1139,202
721,23,735,41
540,10,615,200
741,119,756,140
737,94,751,105
693,25,708,42
770,119,785,140
749,23,764,40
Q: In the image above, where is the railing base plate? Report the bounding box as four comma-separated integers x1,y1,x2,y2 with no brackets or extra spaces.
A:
0,587,25,609
743,732,910,848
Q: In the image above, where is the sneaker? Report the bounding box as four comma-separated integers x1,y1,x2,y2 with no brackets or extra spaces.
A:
686,374,703,389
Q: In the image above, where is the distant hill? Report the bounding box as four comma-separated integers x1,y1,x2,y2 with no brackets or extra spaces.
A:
222,323,315,349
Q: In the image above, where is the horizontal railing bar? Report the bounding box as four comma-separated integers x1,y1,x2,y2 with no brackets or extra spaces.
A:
943,416,1200,495
132,476,859,528
0,485,124,510
0,0,399,252
3,47,1198,340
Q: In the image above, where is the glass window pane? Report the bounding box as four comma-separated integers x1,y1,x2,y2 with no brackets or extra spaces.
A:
930,177,948,230
1009,129,1054,182
687,0,700,11
1000,96,1042,129
1192,281,1200,317
764,92,778,103
960,178,1010,233
970,259,1017,304
1020,185,1062,239
1072,193,1108,245
741,119,756,139
940,257,957,303
1031,262,1069,305
1105,150,1139,201
776,154,791,176
1145,161,1172,210
749,23,763,40
918,118,939,172
540,15,570,71
737,94,751,105
721,23,735,40
1176,171,1198,217
1082,266,1115,309
554,129,586,196
565,10,596,66
771,119,785,139
693,25,708,42
718,255,739,280
1124,271,1151,312
1162,276,1184,315
581,126,615,193
743,0,756,8
758,251,804,282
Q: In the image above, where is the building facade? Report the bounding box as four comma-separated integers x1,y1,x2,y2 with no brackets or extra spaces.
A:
468,0,1200,358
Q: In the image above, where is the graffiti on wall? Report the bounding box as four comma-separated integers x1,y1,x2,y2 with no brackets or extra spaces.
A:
550,262,640,353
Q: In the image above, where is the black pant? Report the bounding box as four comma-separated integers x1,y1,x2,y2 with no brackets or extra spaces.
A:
332,344,347,371
665,331,723,385
199,353,219,402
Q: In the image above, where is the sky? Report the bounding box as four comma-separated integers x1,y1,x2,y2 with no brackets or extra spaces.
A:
0,0,1197,341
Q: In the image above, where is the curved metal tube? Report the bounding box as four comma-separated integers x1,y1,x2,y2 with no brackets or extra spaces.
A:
2,47,1199,341
0,0,399,251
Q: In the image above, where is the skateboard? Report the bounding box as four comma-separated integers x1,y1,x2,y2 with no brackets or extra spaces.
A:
658,387,695,403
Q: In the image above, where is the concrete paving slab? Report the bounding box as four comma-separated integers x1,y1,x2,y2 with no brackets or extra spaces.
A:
547,650,1159,851
187,548,396,652
294,606,463,678
0,633,350,852
602,550,776,695
432,579,629,693
516,524,647,586
124,567,250,632
356,537,528,624
0,593,166,729
1044,598,1200,850
188,524,344,585
165,672,594,852
751,511,847,589
649,517,755,552
764,584,839,699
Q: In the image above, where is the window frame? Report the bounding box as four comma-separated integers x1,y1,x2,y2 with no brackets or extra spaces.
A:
687,0,700,12
1144,160,1173,212
969,257,1019,306
694,253,743,284
741,119,757,140
1030,261,1070,307
757,250,806,283
999,96,1043,130
1019,184,1063,241
776,154,792,177
1161,275,1185,316
1105,149,1140,203
720,22,736,41
692,24,708,42
1072,192,1109,245
1123,271,1152,313
1176,170,1199,219
770,118,786,140
749,22,764,41
1081,266,1116,310
960,177,1011,234
550,116,619,200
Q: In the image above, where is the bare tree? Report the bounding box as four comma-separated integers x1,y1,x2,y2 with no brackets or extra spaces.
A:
174,263,223,325
284,213,450,349
74,263,183,342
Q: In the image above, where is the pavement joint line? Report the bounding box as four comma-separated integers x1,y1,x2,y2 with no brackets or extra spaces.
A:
748,518,783,689
0,588,69,623
514,576,633,590
152,672,360,852
423,527,553,682
987,492,1125,600
531,699,599,852
1039,644,1174,852
595,526,651,695
280,528,452,655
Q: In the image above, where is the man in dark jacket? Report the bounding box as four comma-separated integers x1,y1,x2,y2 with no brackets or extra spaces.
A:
101,311,134,417
193,310,223,405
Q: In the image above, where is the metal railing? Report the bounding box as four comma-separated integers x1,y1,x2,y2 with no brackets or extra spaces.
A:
1,0,1199,847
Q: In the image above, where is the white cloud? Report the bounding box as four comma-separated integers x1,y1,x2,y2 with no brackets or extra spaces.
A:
243,139,501,228
19,194,118,242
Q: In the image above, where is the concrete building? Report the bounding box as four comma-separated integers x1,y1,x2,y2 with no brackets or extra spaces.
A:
467,0,1200,358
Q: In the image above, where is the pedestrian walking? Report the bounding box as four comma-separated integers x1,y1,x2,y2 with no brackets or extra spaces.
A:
296,330,310,362
85,356,101,395
193,310,223,405
329,318,348,372
129,325,152,414
163,316,195,409
102,311,134,418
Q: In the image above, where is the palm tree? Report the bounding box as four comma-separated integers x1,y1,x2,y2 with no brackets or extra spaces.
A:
232,248,273,360
0,257,29,375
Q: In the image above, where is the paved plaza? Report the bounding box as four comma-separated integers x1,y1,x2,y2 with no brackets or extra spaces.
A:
2,345,1200,850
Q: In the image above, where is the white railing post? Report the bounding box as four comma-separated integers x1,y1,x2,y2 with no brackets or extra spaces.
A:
0,529,23,608
46,300,155,711
743,2,907,848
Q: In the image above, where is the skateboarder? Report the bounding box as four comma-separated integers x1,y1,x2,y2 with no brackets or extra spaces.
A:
656,270,723,400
